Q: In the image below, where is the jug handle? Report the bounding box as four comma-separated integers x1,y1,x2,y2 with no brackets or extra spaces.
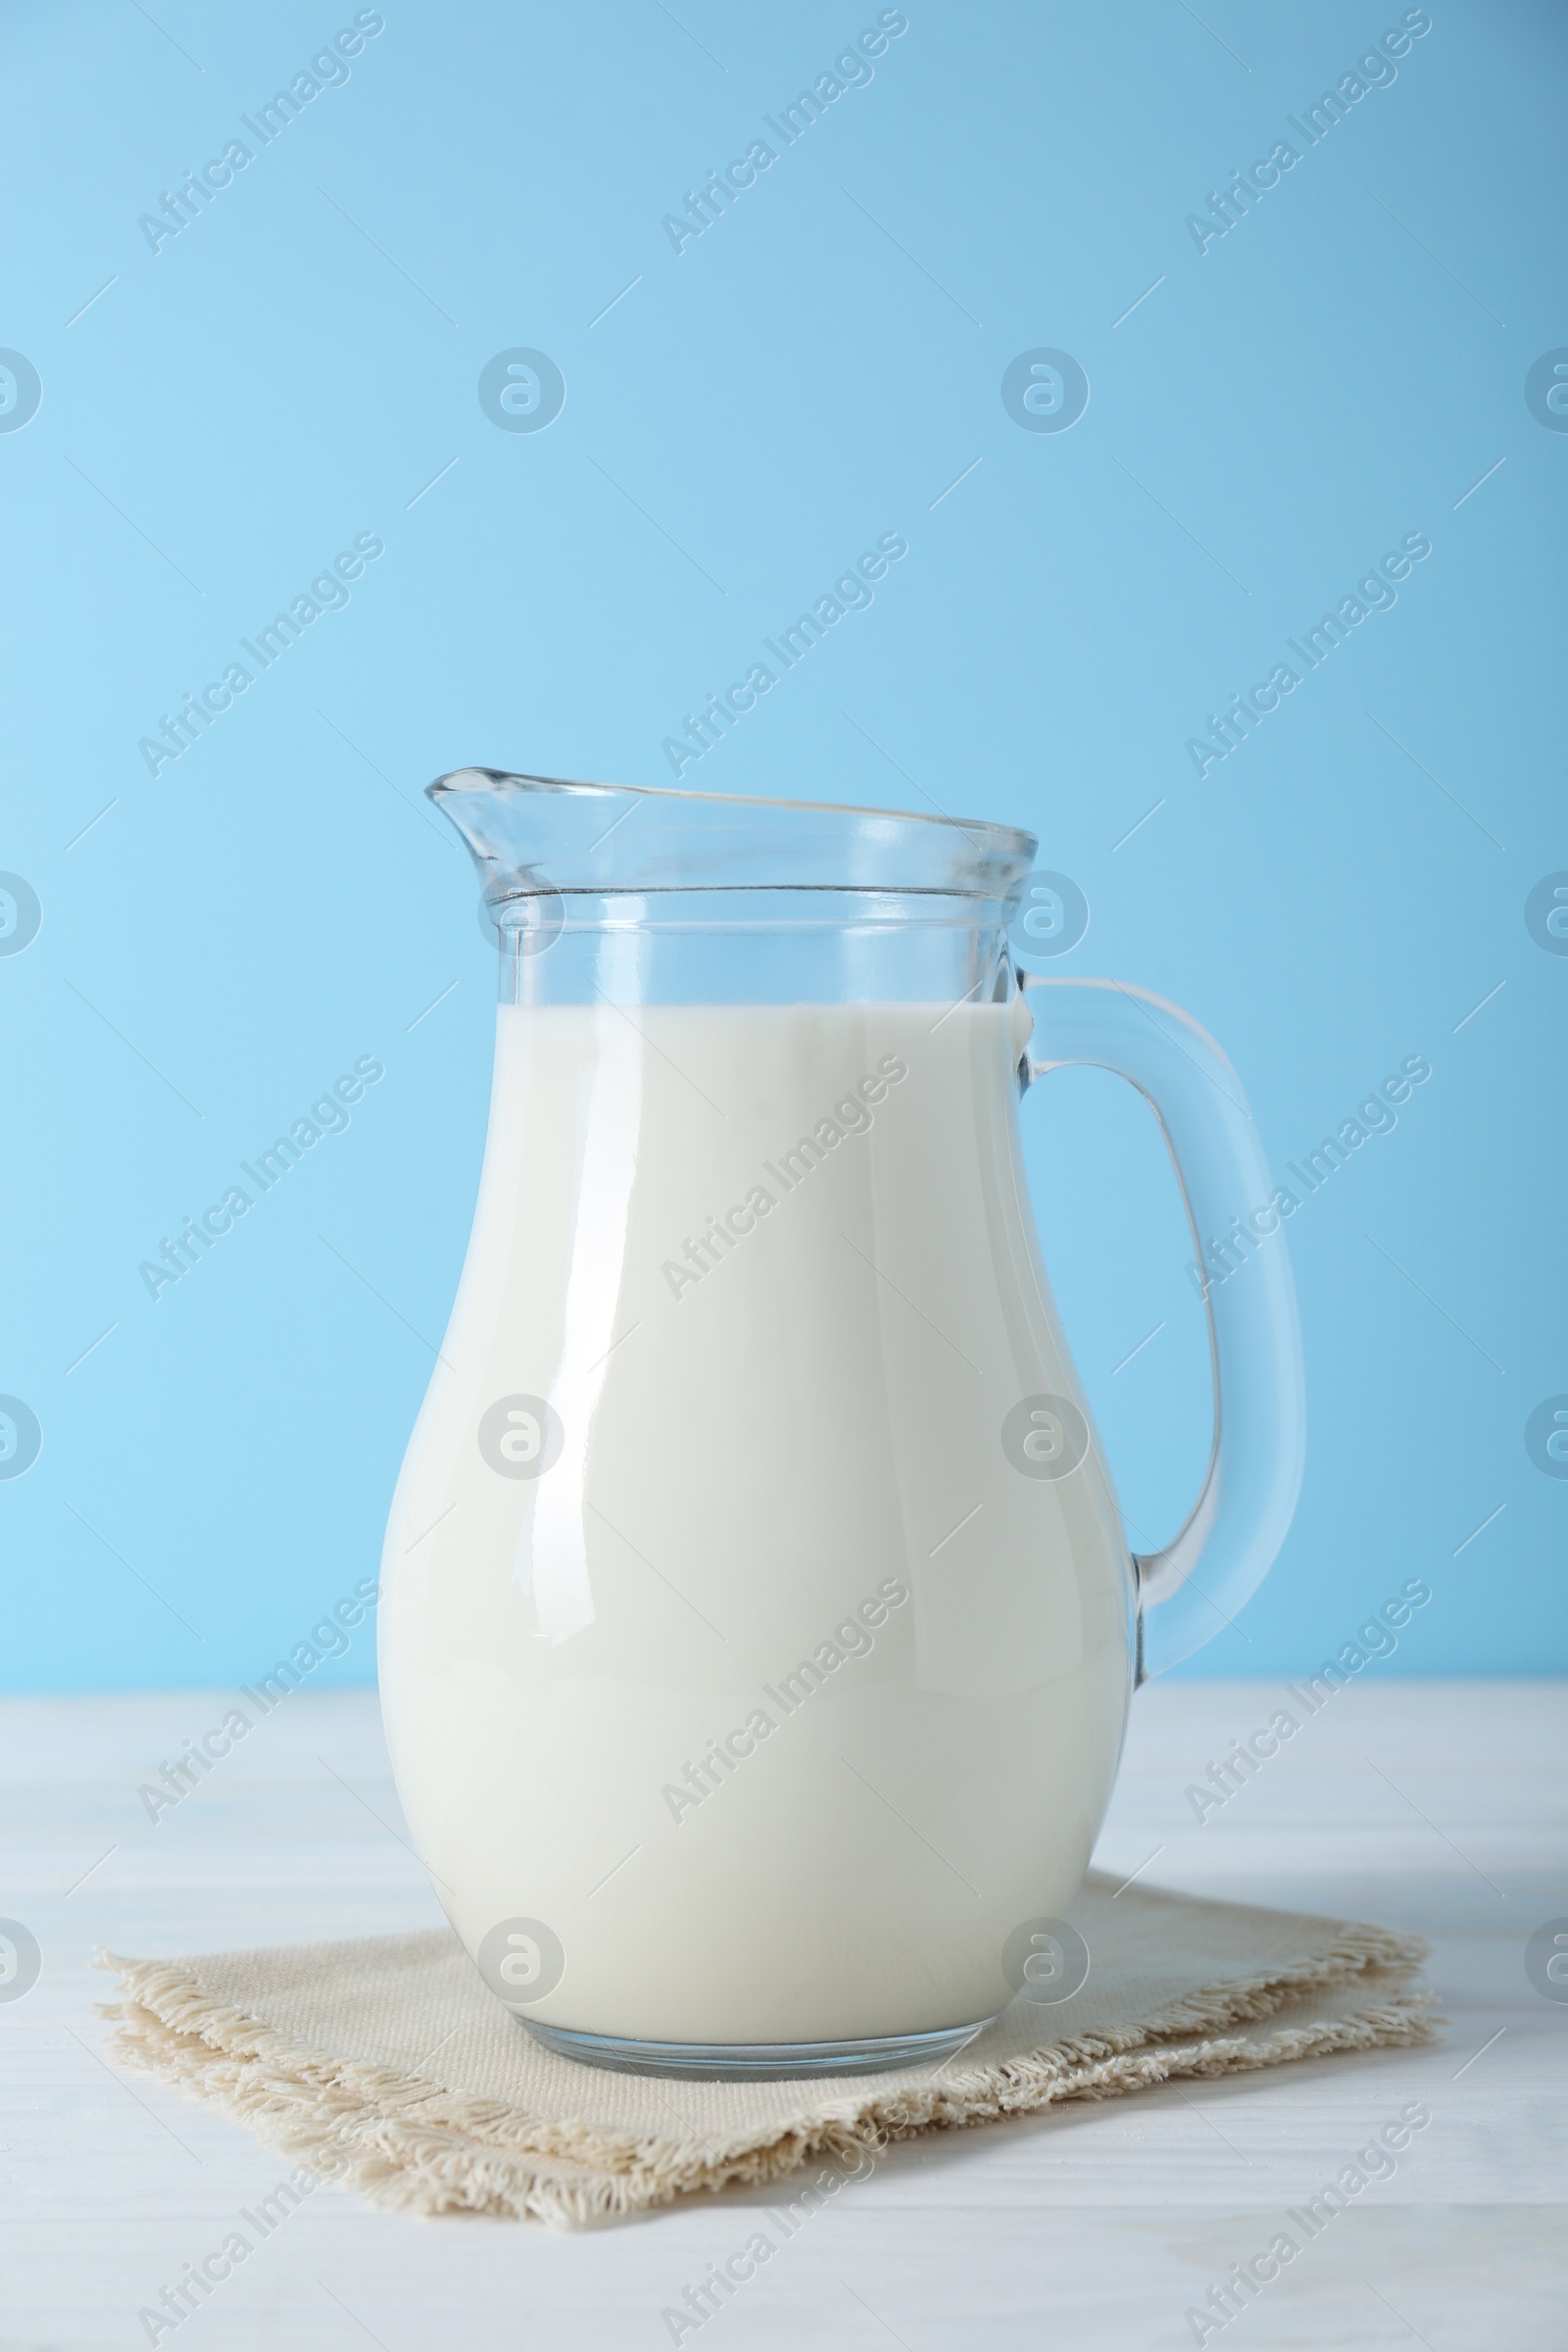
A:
1019,974,1305,1682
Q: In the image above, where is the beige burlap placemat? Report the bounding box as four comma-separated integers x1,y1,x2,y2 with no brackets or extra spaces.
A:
101,1874,1435,2229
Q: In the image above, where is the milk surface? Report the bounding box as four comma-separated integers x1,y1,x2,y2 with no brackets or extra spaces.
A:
380,998,1135,2043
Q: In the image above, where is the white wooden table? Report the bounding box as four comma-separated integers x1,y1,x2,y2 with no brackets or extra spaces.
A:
4,1680,1563,2349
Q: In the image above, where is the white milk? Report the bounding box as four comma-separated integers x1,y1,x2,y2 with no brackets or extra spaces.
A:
380,998,1135,2045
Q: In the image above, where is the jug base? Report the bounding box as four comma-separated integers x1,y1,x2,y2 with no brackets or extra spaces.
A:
521,2016,996,2082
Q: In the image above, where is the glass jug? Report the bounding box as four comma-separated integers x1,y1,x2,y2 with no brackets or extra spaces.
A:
379,770,1304,2078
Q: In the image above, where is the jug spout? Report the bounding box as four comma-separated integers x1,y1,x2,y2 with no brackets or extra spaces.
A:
425,767,603,912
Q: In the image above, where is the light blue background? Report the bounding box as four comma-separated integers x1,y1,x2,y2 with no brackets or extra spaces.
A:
2,0,1562,1690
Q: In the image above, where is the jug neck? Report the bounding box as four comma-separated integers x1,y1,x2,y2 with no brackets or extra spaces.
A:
492,888,1021,1009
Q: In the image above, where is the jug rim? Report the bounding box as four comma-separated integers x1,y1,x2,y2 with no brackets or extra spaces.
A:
426,765,1036,857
